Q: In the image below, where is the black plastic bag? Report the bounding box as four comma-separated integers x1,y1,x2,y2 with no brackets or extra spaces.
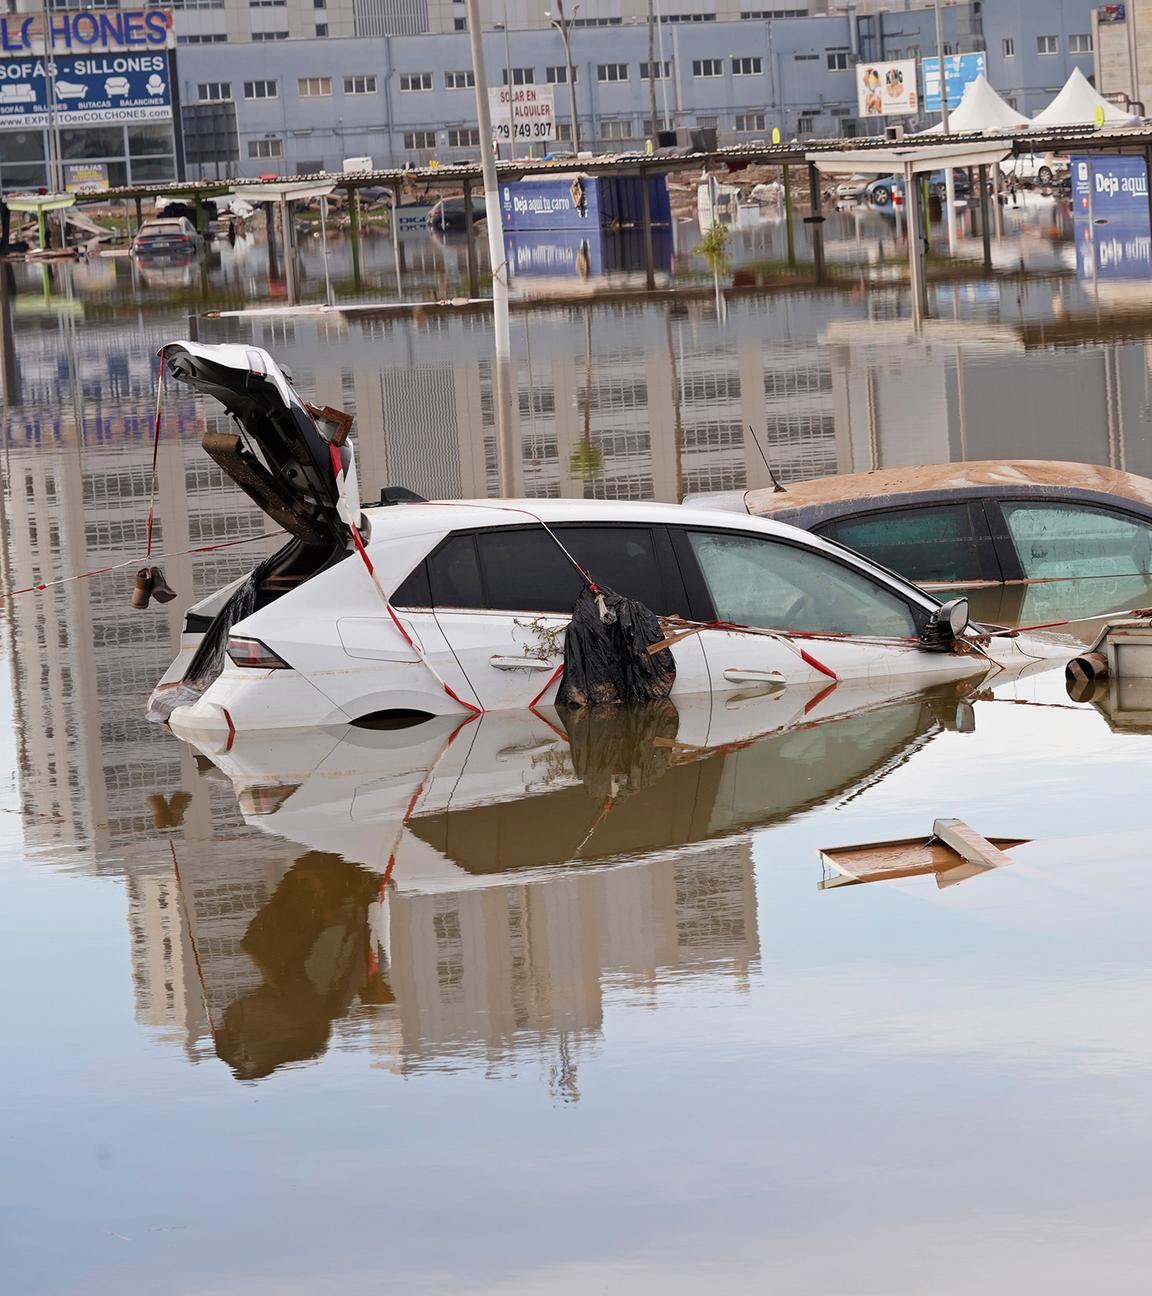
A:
557,585,676,709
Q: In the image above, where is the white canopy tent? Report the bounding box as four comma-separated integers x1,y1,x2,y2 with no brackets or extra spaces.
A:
918,74,1032,135
1032,67,1141,128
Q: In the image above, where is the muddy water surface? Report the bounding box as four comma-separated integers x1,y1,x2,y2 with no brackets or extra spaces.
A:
3,214,1152,1293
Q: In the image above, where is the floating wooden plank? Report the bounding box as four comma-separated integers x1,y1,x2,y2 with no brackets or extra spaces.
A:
819,821,1030,892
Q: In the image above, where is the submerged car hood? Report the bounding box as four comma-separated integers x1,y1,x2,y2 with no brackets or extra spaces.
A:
163,340,359,547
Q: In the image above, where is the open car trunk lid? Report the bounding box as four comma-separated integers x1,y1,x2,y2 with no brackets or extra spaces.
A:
164,340,359,547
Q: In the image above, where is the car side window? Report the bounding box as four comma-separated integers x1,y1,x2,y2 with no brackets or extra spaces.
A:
687,530,917,637
819,502,994,583
1000,502,1152,579
420,525,671,615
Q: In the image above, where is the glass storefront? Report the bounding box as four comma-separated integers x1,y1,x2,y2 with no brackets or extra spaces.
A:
0,123,178,192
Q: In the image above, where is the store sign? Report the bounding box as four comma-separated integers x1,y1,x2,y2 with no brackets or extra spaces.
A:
65,162,109,193
0,10,173,57
0,51,171,129
488,85,555,143
856,59,918,117
1072,154,1149,220
922,52,987,113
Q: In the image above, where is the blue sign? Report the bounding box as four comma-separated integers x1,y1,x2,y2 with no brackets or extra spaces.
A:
1076,220,1152,282
0,10,172,56
1072,155,1149,221
922,52,987,113
0,50,170,131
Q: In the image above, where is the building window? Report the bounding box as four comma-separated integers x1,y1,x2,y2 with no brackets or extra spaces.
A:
445,69,475,88
555,121,574,141
298,77,331,97
252,31,288,40
197,82,231,101
314,0,326,6
447,127,480,147
601,119,634,140
404,131,436,150
249,0,286,5
692,59,723,77
400,72,433,92
639,60,670,79
1069,33,1093,54
244,80,278,99
597,63,629,82
344,75,377,94
732,56,762,75
177,33,227,43
454,16,466,29
735,111,766,132
315,23,327,35
248,137,282,158
1002,37,1015,57
1037,35,1059,55
502,67,536,85
796,115,815,135
547,65,578,83
793,52,818,61
826,50,849,71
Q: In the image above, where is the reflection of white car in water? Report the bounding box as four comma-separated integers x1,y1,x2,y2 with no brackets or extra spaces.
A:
104,76,131,97
54,80,89,100
0,83,36,103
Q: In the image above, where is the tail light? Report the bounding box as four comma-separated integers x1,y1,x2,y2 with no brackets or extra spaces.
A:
226,636,290,669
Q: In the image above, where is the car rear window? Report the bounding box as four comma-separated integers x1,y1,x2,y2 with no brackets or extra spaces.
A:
395,524,673,615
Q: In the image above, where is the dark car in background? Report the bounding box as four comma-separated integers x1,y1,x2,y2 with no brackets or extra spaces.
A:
685,460,1152,626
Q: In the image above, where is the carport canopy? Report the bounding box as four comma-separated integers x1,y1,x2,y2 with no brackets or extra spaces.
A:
232,181,337,203
807,140,1012,176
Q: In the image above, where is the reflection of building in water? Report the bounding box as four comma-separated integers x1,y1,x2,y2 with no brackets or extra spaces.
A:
380,843,758,1080
165,838,758,1085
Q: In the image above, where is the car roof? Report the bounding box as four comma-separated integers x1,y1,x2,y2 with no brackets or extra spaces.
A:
361,497,939,606
742,459,1152,518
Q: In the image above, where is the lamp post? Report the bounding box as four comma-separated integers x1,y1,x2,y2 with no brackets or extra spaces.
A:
933,0,958,255
547,1,581,153
494,7,516,160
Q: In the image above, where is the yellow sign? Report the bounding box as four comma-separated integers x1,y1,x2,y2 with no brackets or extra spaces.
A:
772,126,781,144
1095,104,1106,128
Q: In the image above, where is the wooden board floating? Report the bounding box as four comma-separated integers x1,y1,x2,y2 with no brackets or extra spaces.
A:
819,818,1030,891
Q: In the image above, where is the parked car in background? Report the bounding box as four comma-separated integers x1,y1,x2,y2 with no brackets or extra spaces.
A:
428,196,487,232
684,460,1152,625
866,169,971,206
132,217,201,258
1000,153,1069,186
834,173,873,202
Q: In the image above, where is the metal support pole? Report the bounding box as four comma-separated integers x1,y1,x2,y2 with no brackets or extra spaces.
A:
264,201,278,280
346,185,362,287
639,169,656,291
463,177,479,297
979,164,992,274
552,1,581,153
193,191,204,236
933,0,957,255
905,162,928,323
279,198,297,305
134,196,143,229
808,160,825,283
992,163,1004,239
782,163,795,267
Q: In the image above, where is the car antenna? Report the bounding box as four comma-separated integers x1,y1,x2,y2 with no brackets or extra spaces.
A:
747,424,786,493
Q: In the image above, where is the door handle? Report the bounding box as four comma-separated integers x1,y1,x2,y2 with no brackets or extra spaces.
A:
723,668,786,689
490,655,557,671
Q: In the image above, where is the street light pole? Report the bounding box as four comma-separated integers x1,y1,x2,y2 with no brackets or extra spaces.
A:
549,0,581,153
502,1,516,160
933,0,958,256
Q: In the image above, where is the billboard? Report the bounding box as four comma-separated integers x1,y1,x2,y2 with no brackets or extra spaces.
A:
0,51,171,129
856,60,918,117
65,162,109,193
1071,154,1149,221
488,84,555,144
0,10,173,56
922,52,987,113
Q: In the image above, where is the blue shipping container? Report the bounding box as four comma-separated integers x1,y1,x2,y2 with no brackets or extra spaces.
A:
500,174,672,232
1071,155,1150,222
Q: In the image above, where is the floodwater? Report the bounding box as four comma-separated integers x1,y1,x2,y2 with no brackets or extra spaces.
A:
4,197,1152,1293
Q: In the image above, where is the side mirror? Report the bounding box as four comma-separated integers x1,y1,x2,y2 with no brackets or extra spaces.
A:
919,597,970,652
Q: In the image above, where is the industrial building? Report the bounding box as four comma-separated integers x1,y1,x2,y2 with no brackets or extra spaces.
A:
0,1,1103,187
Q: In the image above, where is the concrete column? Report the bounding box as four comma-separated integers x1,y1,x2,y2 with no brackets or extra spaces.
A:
905,162,927,324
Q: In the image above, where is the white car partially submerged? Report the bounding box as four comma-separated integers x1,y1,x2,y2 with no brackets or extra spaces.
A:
151,342,1073,741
